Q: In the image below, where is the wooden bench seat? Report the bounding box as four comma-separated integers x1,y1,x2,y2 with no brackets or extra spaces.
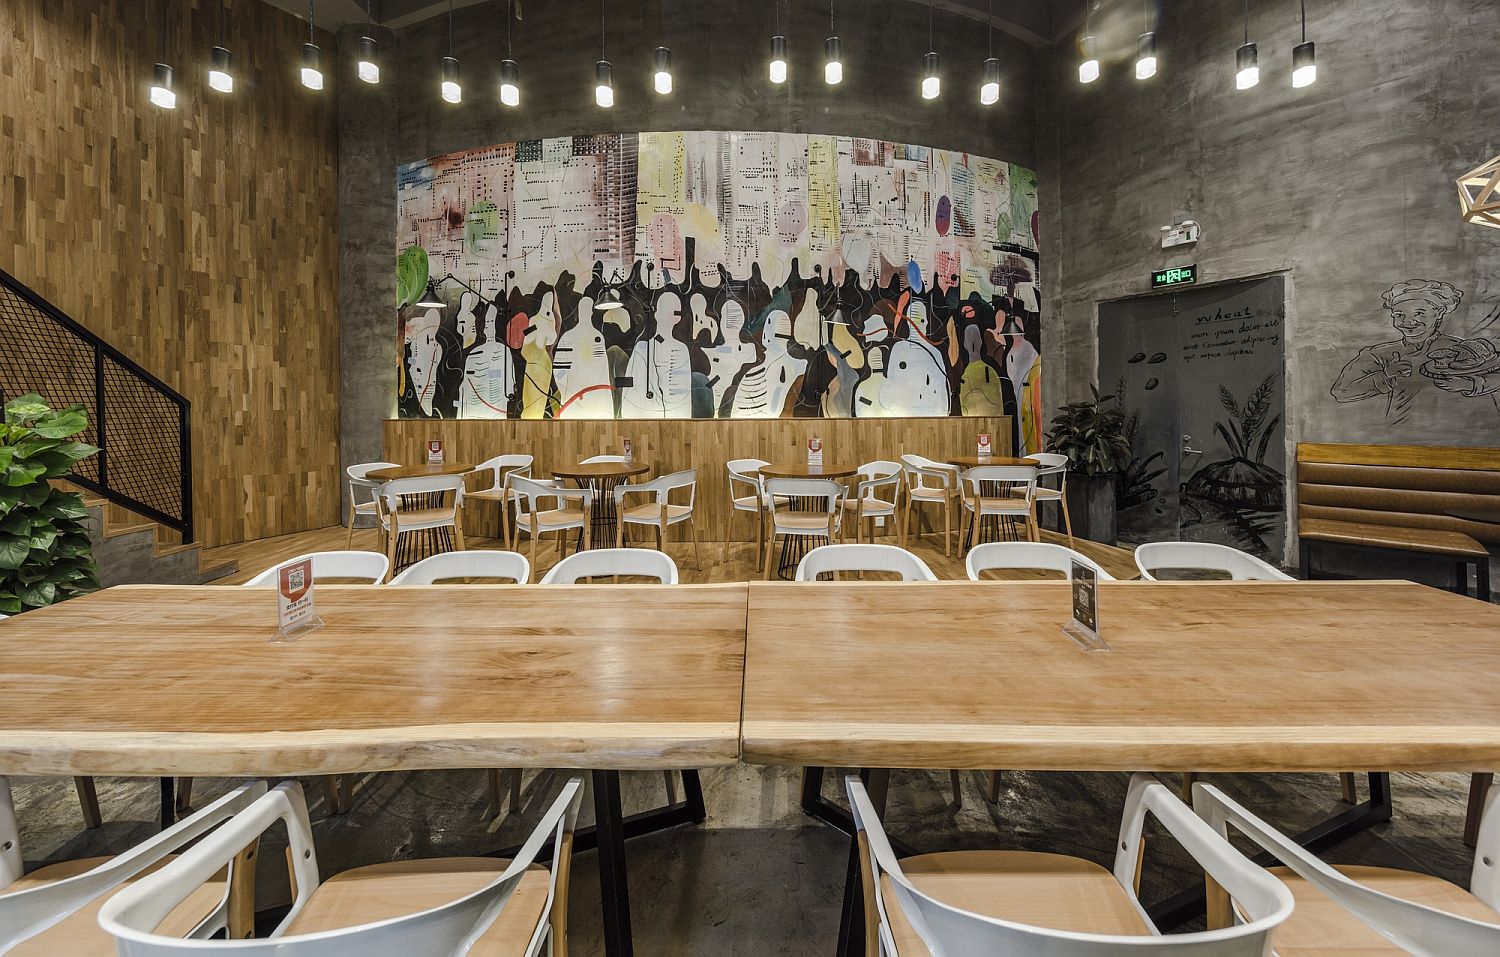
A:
1299,517,1488,559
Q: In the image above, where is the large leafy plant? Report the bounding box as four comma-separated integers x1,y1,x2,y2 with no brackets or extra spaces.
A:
0,395,100,613
1044,386,1133,476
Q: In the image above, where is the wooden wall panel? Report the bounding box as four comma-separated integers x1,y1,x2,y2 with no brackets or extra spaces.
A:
0,0,340,545
385,417,1013,542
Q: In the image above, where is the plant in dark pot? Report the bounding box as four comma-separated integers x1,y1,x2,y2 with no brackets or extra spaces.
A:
1044,386,1132,544
0,394,100,613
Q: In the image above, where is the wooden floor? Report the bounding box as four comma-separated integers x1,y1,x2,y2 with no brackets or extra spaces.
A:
203,521,1141,585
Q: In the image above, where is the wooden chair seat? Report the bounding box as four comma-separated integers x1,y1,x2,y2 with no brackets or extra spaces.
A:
466,487,521,503
351,500,380,514
880,850,1150,954
386,506,458,530
842,496,897,515
963,494,1033,513
283,858,549,957
1032,485,1064,502
907,486,954,503
3,857,228,956
514,508,587,531
1299,518,1487,559
622,501,692,523
773,512,839,532
1263,864,1500,955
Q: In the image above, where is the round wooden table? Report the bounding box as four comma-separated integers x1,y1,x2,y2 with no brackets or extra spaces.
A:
944,455,1035,468
945,456,1038,548
756,464,857,578
553,461,652,547
757,462,858,480
366,461,475,481
366,462,475,569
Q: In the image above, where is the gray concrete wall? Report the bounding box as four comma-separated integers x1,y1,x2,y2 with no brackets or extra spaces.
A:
1039,0,1500,449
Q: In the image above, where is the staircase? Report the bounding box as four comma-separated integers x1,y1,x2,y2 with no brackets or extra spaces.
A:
62,482,235,585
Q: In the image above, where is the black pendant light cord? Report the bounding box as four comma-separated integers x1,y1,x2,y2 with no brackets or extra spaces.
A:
308,0,314,43
987,0,993,58
601,0,607,60
506,0,513,55
829,0,835,35
1244,0,1250,44
448,0,454,56
928,0,934,52
217,0,225,44
159,0,168,58
1300,0,1307,42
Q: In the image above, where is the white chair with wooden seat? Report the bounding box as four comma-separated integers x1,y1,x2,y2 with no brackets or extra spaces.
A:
508,475,593,574
1194,779,1500,955
842,460,902,543
727,458,773,565
847,772,1294,957
243,550,390,586
344,462,399,548
1135,541,1293,581
375,474,468,577
1027,451,1075,546
464,454,533,548
763,478,844,581
388,550,530,585
1,778,266,954
900,454,960,556
614,468,701,567
539,548,679,585
958,464,1039,551
966,542,1116,581
100,778,585,957
795,543,937,582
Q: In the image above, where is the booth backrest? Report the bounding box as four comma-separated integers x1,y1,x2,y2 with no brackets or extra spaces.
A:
1296,443,1500,545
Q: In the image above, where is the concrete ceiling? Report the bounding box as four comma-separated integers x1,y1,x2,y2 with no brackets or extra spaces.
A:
257,0,1079,46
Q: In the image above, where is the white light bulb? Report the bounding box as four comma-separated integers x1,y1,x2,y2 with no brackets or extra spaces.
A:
1292,63,1317,88
596,83,614,107
825,60,842,84
442,80,461,103
1079,59,1100,84
358,60,380,83
1236,65,1259,90
208,69,233,93
149,84,176,109
500,81,519,105
980,81,999,105
301,66,323,90
1135,56,1157,80
654,70,672,94
921,75,940,99
769,58,787,83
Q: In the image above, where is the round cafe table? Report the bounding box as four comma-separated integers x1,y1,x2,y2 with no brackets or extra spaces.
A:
553,461,651,547
366,461,475,570
946,455,1039,548
756,463,858,578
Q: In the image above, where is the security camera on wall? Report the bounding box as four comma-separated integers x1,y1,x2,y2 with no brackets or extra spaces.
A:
1161,220,1201,249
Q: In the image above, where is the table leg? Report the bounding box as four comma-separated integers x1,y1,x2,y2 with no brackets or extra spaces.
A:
159,776,176,830
593,770,633,957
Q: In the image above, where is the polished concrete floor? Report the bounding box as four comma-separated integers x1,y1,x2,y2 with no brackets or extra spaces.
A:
9,766,1483,954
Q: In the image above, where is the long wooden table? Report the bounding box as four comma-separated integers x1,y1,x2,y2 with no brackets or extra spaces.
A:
0,583,749,957
740,579,1500,955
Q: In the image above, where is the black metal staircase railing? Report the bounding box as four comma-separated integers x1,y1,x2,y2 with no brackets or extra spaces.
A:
0,267,193,543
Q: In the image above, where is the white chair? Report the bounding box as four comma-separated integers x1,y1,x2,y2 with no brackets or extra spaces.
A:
847,773,1293,957
763,478,844,581
243,550,390,587
465,454,533,548
1027,451,1075,546
388,550,531,585
345,462,399,549
615,468,701,567
539,547,679,584
1194,779,1500,956
900,454,961,557
100,778,586,957
958,464,1039,551
842,460,902,543
1135,541,1293,581
727,458,773,565
796,543,937,582
509,475,593,574
1,779,267,953
966,542,1116,582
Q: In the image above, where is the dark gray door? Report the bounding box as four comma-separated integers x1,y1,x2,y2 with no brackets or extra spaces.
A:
1099,277,1287,558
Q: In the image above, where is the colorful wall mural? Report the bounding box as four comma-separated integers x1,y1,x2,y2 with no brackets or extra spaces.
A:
395,130,1043,450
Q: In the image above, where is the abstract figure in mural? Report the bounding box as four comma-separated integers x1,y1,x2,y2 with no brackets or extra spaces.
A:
459,301,512,419
1331,280,1500,423
554,295,615,418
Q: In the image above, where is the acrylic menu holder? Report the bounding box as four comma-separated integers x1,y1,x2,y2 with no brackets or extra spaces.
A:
273,558,323,643
807,436,823,467
1061,560,1110,652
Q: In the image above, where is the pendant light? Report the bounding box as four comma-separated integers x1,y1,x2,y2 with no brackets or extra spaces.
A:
441,0,461,103
979,0,999,104
921,0,940,99
654,47,673,94
207,0,233,93
1078,1,1099,84
595,0,614,107
824,0,842,85
769,1,787,84
416,280,445,309
1292,0,1317,87
499,0,519,105
595,287,624,311
149,0,176,109
301,0,324,90
1135,0,1157,80
1235,0,1259,90
357,1,380,84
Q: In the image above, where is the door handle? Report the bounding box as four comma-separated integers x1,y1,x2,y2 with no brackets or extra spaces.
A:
1183,447,1203,455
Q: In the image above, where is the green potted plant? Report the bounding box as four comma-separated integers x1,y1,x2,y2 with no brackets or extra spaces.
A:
1044,386,1132,544
0,394,100,613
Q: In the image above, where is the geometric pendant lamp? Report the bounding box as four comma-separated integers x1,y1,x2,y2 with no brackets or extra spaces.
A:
1458,154,1500,228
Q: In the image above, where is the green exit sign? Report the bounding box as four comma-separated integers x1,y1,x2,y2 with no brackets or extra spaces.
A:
1152,264,1198,288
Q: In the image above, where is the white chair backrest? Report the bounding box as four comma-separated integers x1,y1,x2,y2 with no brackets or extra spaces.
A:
901,453,958,491
100,778,585,957
540,548,680,584
510,475,591,515
764,478,843,519
1194,781,1500,957
474,454,533,491
347,462,400,486
847,773,1293,956
581,454,628,464
614,469,697,509
1026,452,1070,475
966,542,1116,582
243,551,390,587
1,779,267,951
388,550,530,585
796,544,938,582
1134,541,1293,581
378,473,467,510
961,464,1039,501
852,461,902,499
